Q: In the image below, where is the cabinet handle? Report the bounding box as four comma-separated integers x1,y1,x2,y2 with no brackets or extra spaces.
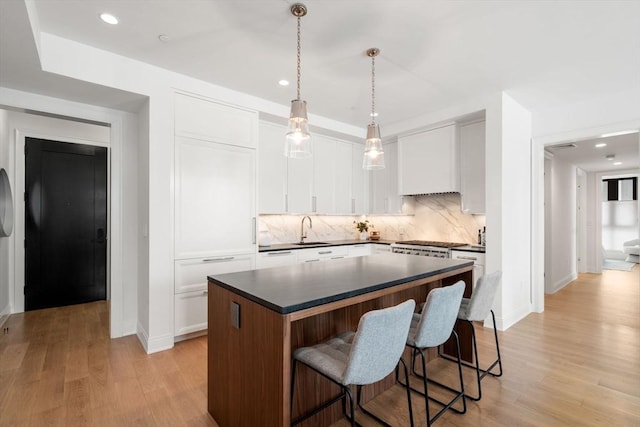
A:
312,196,317,212
318,251,332,255
267,251,292,256
285,194,289,212
331,256,345,260
202,290,208,295
202,257,235,262
457,256,477,261
351,198,356,213
384,197,389,213
305,259,320,262
251,217,256,244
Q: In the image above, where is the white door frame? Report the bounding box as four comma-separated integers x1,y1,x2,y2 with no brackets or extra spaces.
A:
532,120,640,303
2,89,126,339
13,129,111,312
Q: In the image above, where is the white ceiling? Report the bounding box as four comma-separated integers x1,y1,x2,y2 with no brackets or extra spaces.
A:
0,0,639,171
547,132,639,173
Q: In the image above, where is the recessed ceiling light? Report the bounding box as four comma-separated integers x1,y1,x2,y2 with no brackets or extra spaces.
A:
613,162,622,165
595,143,607,148
158,34,170,43
278,80,289,86
100,13,118,25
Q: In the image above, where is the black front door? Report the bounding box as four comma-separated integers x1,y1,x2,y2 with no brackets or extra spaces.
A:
25,137,107,311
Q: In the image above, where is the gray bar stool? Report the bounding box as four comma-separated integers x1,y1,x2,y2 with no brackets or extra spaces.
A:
399,281,466,426
290,299,416,427
440,271,503,401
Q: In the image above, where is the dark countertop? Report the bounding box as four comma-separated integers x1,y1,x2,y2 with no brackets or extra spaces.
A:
258,239,394,252
208,253,473,314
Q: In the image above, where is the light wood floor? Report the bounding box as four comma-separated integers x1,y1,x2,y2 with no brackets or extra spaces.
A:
1,266,638,426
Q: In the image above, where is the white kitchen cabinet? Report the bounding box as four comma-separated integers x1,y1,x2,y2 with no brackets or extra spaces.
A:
259,123,359,215
312,135,336,213
351,144,368,214
258,122,288,213
398,124,459,195
175,93,257,148
175,136,256,259
451,250,485,288
369,142,407,214
287,149,314,213
174,255,255,294
334,141,353,214
296,246,349,262
174,290,209,337
256,251,298,268
312,136,353,214
459,121,486,214
173,255,255,338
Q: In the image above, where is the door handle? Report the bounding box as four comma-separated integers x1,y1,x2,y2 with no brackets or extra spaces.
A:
93,228,106,244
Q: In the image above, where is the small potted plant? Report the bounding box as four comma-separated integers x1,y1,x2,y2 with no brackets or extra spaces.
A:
353,220,372,241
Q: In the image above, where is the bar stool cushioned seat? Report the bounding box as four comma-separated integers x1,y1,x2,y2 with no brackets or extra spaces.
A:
291,299,416,426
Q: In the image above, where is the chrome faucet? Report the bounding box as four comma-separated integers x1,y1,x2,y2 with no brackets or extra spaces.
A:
300,216,312,243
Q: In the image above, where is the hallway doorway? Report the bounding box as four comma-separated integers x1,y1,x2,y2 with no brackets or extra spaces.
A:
24,137,107,310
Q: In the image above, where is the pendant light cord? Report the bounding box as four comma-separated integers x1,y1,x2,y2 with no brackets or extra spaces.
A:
371,54,376,125
296,15,302,100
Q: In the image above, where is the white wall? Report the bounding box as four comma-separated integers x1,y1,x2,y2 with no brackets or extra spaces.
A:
0,109,10,326
494,93,534,328
137,101,150,343
546,156,577,293
0,90,139,338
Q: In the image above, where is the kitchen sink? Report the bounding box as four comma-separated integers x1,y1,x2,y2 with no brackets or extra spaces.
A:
293,241,329,246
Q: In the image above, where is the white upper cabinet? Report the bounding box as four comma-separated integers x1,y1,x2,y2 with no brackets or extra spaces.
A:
175,136,256,259
174,93,257,148
312,134,337,213
351,144,367,214
287,149,314,213
459,121,486,214
257,121,362,215
369,141,407,214
398,124,459,195
332,140,353,214
312,135,353,214
258,122,288,213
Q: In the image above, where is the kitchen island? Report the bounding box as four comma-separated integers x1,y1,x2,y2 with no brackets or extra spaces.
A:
207,253,473,427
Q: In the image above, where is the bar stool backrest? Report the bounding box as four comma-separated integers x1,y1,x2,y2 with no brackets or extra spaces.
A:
463,271,502,321
342,299,416,386
412,281,465,348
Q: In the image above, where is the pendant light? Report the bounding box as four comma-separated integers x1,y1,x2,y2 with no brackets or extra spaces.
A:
363,48,385,170
285,3,312,158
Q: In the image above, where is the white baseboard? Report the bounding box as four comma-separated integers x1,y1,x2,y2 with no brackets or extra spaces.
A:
547,272,577,294
499,303,531,330
136,322,174,354
136,322,150,353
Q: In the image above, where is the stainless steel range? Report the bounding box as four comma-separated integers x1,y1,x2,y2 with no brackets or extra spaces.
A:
390,240,467,258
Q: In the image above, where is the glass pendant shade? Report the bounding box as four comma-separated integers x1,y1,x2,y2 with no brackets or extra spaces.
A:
363,123,385,170
285,99,312,158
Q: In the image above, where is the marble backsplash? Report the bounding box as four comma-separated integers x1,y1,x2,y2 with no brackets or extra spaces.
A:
259,193,486,245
